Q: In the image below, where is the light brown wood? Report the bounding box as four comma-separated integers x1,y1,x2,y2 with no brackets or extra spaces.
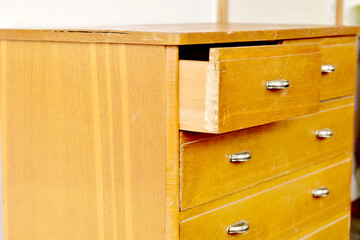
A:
180,154,351,221
165,46,180,240
284,36,357,101
0,41,173,239
180,43,321,133
180,95,355,144
180,157,351,240
337,0,344,25
217,0,228,23
180,97,354,209
288,211,350,240
0,24,359,45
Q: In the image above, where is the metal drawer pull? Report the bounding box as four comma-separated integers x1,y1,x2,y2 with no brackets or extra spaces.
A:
316,128,334,138
312,187,330,198
266,79,290,90
227,220,250,235
321,65,335,73
229,151,252,163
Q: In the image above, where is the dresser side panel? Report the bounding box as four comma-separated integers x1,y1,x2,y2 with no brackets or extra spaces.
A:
0,41,168,240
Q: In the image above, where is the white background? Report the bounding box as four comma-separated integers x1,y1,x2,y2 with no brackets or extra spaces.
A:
0,0,360,28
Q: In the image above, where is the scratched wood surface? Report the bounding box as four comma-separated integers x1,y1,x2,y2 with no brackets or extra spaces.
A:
0,24,359,45
0,41,176,240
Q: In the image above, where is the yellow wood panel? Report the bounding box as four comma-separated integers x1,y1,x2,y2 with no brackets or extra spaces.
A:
180,95,354,144
180,157,351,240
180,154,350,221
284,36,357,101
180,98,354,209
180,43,321,133
288,211,349,240
165,46,180,240
0,41,169,240
210,43,320,61
0,24,359,45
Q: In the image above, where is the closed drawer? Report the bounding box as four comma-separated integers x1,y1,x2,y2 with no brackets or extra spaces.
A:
284,36,357,101
287,212,349,240
180,158,351,240
179,43,321,133
180,97,354,209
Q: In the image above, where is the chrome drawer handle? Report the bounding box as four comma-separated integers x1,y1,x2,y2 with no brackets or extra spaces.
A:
312,187,330,198
316,128,334,138
227,220,250,235
321,65,335,73
229,151,252,163
266,79,290,90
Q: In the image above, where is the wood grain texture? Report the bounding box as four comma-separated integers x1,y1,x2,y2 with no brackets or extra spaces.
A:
180,44,321,133
180,97,354,209
0,24,359,45
284,36,357,101
0,41,170,240
180,95,355,144
288,211,350,240
180,154,351,221
165,46,180,240
180,157,351,240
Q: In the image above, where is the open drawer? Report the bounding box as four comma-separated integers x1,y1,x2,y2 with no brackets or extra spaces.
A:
179,43,321,133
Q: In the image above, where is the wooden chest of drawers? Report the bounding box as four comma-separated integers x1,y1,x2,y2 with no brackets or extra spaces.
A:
0,24,359,240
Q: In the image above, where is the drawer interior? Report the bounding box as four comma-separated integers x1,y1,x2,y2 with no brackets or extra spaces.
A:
179,41,279,61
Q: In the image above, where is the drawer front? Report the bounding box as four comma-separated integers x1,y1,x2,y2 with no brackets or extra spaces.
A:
284,36,357,101
288,213,349,240
180,98,354,209
180,158,351,240
180,43,321,133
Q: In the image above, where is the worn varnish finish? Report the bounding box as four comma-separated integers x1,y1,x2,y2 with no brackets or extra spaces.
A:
0,24,360,45
180,157,351,240
0,41,176,239
180,97,354,209
180,44,321,133
284,36,357,101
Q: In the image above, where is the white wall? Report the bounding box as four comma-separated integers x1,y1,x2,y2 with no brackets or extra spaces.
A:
344,0,360,24
0,0,216,28
228,0,337,24
2,0,360,28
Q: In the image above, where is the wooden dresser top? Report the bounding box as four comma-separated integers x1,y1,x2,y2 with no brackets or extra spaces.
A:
0,23,359,45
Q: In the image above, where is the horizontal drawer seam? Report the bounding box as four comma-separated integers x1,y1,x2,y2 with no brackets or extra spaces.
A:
180,158,350,223
180,148,352,211
297,214,349,240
